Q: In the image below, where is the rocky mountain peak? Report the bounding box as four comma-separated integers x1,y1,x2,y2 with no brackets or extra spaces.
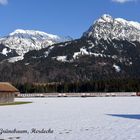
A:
0,29,72,56
83,14,140,42
99,14,113,23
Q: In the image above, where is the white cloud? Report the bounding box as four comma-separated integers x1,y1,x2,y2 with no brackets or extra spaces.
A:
0,0,8,5
112,0,136,3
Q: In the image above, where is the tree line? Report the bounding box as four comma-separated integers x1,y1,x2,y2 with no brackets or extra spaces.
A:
14,78,140,93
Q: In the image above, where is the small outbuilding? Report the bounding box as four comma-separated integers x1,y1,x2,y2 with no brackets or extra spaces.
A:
0,82,19,104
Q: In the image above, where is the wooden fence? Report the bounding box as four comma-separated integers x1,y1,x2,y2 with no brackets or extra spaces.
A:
17,92,137,98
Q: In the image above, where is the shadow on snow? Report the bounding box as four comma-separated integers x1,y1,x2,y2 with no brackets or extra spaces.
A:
107,114,140,120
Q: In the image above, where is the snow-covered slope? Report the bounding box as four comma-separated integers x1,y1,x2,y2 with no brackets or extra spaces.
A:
0,29,72,56
83,14,140,42
0,97,140,140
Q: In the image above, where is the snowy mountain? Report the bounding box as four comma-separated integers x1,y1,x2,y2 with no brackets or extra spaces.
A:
1,14,140,83
83,14,140,42
33,14,140,64
0,29,72,57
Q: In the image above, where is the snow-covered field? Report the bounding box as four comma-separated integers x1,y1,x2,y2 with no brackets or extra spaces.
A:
0,97,140,140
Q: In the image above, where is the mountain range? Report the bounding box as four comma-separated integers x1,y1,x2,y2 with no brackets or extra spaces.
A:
0,14,140,84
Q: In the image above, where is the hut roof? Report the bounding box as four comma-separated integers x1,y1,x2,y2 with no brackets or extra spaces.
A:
0,82,19,92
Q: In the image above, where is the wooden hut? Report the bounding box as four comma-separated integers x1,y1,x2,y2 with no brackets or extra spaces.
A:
0,82,19,104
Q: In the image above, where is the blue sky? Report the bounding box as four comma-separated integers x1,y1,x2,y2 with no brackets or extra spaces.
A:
0,0,140,38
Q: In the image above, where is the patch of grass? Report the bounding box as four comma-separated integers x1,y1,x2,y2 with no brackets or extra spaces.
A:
0,101,32,106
